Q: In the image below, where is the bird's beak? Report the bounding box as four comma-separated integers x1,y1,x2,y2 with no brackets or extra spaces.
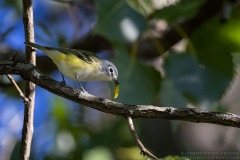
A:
112,78,119,99
113,78,119,85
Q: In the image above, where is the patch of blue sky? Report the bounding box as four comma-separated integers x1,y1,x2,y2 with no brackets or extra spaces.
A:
32,120,56,160
34,86,54,127
0,8,14,26
4,19,25,51
34,1,96,43
77,5,97,37
0,95,24,139
2,0,97,51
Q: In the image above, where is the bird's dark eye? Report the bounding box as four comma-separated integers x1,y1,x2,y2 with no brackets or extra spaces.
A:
109,67,113,73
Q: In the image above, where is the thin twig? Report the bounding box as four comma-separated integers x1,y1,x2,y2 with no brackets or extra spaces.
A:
6,53,30,103
6,74,30,103
9,52,18,61
20,0,36,159
126,116,159,160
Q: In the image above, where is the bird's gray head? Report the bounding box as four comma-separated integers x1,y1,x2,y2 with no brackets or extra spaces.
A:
100,60,119,84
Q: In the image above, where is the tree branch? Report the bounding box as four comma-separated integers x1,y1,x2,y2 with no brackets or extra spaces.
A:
6,74,30,103
5,53,30,103
21,0,36,159
127,116,159,159
1,61,240,128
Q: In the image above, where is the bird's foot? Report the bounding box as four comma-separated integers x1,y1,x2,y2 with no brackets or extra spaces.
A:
80,86,86,93
60,80,66,85
78,88,88,97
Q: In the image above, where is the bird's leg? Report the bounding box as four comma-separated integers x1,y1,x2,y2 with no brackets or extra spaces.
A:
60,73,66,85
75,75,86,92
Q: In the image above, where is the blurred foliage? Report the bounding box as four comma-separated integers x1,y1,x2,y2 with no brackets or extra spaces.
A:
150,0,206,22
1,0,240,160
114,47,161,104
164,52,231,107
160,78,187,108
162,156,190,160
95,0,146,43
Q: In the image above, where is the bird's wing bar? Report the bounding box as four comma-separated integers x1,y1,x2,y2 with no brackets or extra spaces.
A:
56,48,97,64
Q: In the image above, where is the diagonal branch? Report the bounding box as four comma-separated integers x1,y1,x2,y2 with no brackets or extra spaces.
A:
5,53,30,103
5,74,30,103
127,116,159,159
1,60,240,128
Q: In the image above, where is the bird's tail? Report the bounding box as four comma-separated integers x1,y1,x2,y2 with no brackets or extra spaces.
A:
24,42,52,50
24,42,62,60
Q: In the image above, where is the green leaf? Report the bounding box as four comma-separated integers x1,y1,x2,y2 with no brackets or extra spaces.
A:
232,53,240,67
164,52,231,106
95,0,146,43
114,47,161,104
167,7,240,107
2,0,22,14
160,78,187,108
191,16,236,78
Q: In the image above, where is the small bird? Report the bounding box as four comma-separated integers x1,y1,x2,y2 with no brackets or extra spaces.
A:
25,42,119,98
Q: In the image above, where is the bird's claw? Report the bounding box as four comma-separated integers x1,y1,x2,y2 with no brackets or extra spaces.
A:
78,89,88,97
60,81,66,85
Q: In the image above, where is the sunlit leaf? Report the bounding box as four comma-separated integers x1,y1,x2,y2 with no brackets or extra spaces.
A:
116,147,148,160
83,147,113,160
126,0,155,17
151,0,205,22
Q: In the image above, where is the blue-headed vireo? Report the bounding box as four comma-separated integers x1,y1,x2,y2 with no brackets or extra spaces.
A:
25,42,119,98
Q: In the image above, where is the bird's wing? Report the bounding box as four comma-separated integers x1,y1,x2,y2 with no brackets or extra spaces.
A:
25,42,98,64
56,48,98,64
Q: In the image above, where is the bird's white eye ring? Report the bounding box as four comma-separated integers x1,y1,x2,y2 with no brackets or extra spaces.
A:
109,67,113,73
